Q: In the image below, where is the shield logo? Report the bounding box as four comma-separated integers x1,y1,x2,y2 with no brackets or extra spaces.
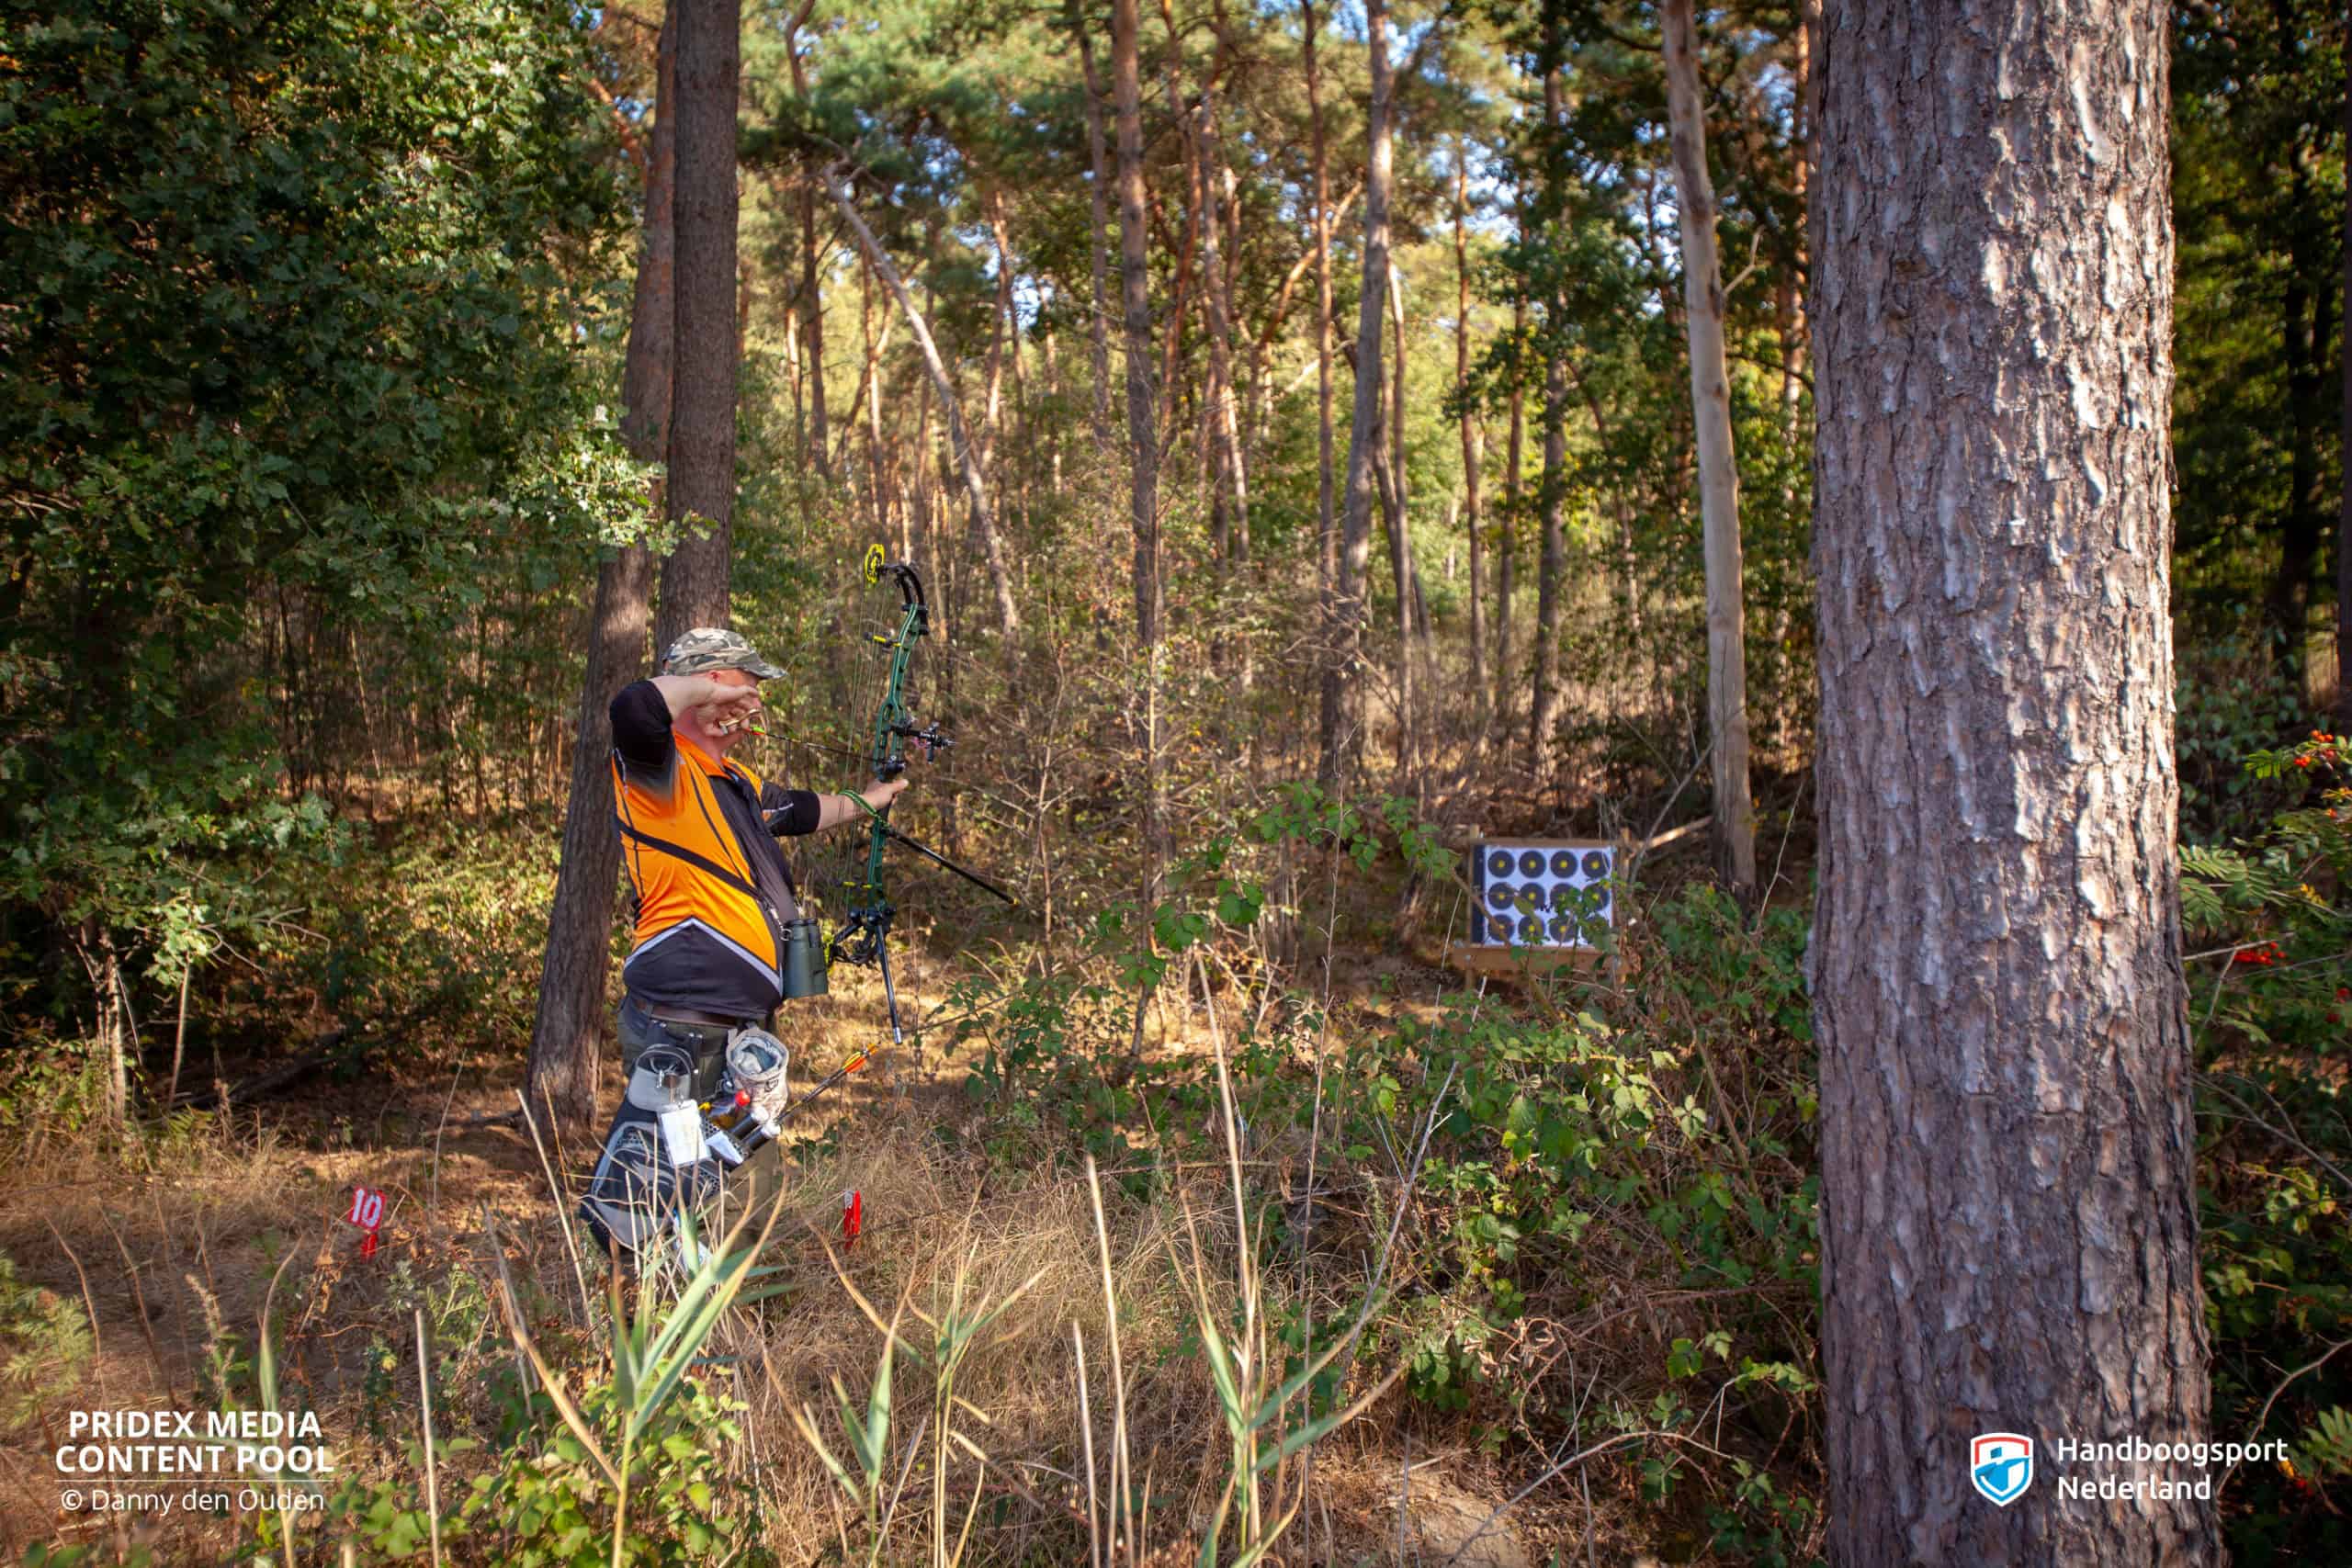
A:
1970,1432,2034,1506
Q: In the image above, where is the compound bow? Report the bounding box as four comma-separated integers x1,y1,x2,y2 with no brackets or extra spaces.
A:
722,547,1015,1160
824,546,1015,1052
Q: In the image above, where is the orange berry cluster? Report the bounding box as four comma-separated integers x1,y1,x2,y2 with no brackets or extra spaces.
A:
2233,942,2284,967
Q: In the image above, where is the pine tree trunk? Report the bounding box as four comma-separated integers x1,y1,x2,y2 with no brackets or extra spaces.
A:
1316,0,1389,795
527,548,652,1126
658,0,739,652
1384,265,1414,789
1456,140,1487,719
1662,0,1758,900
1112,0,1160,645
1303,0,1336,604
1192,46,1250,575
1813,3,2215,1562
861,257,895,538
782,2,830,485
980,187,1014,478
1528,66,1566,770
798,186,831,483
1074,0,1116,450
2341,51,2352,725
526,9,672,1128
1497,292,1521,729
2272,159,2328,672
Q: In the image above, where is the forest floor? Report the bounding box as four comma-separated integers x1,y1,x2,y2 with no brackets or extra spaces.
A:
0,806,1752,1566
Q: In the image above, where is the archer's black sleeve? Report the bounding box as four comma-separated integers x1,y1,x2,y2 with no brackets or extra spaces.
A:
608,681,676,786
761,783,823,837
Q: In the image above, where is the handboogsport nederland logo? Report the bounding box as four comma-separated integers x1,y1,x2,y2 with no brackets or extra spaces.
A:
1966,1427,2287,1503
1971,1432,2035,1506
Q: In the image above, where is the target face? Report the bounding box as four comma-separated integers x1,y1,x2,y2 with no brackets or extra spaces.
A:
1468,841,1615,950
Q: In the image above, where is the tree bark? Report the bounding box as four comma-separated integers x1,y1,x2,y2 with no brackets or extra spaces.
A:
526,7,671,1128
1074,0,1117,449
1781,0,1816,434
1303,0,1337,604
1188,10,1250,574
2341,52,2352,725
657,0,739,653
823,167,1021,638
783,6,831,487
1812,3,2215,1562
1455,139,1487,720
980,186,1016,478
1662,0,1758,901
1528,68,1566,772
1497,291,1522,729
1384,264,1415,789
860,254,898,538
1316,0,1389,795
1112,0,1161,645
2272,150,2328,669
1530,352,1566,768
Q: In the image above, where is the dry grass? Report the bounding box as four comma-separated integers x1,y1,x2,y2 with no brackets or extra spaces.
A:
0,929,1709,1565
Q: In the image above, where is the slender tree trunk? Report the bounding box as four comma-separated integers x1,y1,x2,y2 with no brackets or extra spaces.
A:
1497,293,1522,729
2340,56,2352,725
1209,0,1249,571
527,7,671,1127
1530,355,1566,768
824,167,1020,638
1316,0,1389,795
1111,0,1167,1021
1528,67,1567,771
2273,149,2327,670
658,0,739,651
1813,4,2214,1562
1663,0,1758,900
1159,71,1200,410
1192,24,1250,573
1075,0,1117,449
784,291,808,460
1042,311,1064,497
861,256,896,537
913,367,936,574
979,188,1012,477
797,191,831,483
1384,265,1416,787
1113,0,1161,644
1387,260,1411,582
784,5,831,485
1455,140,1487,720
1303,0,1337,604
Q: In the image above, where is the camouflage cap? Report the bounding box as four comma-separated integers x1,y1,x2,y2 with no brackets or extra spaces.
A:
661,626,786,681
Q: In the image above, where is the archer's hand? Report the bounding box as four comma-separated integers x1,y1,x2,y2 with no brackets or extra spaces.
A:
862,778,910,813
651,672,761,730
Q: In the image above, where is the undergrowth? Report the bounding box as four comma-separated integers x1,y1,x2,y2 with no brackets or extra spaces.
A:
5,741,2349,1564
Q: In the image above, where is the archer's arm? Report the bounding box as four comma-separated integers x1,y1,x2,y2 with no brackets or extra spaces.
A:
761,778,909,835
610,676,756,777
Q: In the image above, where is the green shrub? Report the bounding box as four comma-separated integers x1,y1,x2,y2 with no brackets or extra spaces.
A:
0,1249,94,1432
2186,728,2352,1563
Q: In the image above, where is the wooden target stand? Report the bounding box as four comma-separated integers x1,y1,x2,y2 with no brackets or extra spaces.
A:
1447,835,1626,978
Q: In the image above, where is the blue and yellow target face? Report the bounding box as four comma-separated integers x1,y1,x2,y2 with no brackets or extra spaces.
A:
1470,841,1614,949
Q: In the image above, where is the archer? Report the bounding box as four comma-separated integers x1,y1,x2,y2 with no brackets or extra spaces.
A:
578,625,903,1253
